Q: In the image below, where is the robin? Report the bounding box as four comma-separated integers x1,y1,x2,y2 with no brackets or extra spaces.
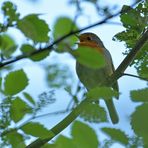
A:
76,32,119,124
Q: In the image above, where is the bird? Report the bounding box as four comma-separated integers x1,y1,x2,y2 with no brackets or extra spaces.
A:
76,32,119,124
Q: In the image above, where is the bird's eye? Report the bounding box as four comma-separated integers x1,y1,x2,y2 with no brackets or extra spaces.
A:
86,36,91,41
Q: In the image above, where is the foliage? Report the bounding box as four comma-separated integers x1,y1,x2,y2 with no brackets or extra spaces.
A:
45,121,99,148
53,17,78,52
0,34,17,58
17,14,50,43
113,1,148,78
0,0,148,148
73,46,105,69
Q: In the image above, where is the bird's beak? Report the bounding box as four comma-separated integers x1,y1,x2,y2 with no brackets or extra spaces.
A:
75,34,80,39
74,34,80,45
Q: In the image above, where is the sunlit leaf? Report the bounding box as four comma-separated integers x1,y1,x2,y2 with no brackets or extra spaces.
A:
6,131,26,148
45,63,73,88
130,88,148,102
80,103,107,123
74,46,105,69
113,2,148,77
2,1,20,25
87,87,119,101
10,97,32,122
0,34,17,58
21,44,50,61
131,103,148,145
17,14,50,42
54,135,76,148
21,122,53,138
53,17,78,52
23,92,36,105
42,143,56,148
102,128,129,145
72,121,99,148
4,69,29,95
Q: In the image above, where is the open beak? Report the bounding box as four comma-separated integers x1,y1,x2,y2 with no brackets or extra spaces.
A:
75,34,80,39
74,34,80,44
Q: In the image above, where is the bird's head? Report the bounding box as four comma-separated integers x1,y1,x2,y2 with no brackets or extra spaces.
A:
77,32,104,48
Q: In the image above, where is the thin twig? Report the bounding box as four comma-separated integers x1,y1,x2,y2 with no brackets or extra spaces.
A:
106,21,122,26
1,109,71,137
122,73,148,81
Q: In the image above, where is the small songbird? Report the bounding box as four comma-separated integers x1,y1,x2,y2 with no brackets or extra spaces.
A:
76,32,119,124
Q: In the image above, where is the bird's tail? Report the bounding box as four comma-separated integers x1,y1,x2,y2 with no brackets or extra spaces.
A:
105,99,119,124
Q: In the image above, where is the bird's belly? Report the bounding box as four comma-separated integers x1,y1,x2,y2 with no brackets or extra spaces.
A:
76,63,110,90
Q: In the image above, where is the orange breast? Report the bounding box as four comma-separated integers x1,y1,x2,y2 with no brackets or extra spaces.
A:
79,42,104,53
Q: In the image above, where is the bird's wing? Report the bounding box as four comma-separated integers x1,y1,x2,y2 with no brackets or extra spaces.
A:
104,49,119,95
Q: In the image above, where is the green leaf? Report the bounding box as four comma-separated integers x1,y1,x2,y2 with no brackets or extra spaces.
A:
6,131,26,148
131,103,148,145
2,1,20,25
53,17,78,52
102,128,129,145
55,135,76,148
23,92,36,105
45,63,73,88
21,44,50,61
113,2,148,79
42,143,56,148
17,14,50,42
10,97,32,122
87,87,119,101
74,46,105,69
121,6,138,29
130,88,148,102
80,103,108,123
21,122,53,138
4,69,29,95
0,34,17,58
72,121,99,148
120,4,147,31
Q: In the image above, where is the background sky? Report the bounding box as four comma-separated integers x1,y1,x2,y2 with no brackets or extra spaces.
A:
0,0,147,147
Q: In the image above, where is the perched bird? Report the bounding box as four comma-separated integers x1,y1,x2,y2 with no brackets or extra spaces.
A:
76,32,119,124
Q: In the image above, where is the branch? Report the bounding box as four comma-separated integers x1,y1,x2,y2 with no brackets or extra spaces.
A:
0,1,138,69
26,25,148,148
26,100,87,148
123,73,148,81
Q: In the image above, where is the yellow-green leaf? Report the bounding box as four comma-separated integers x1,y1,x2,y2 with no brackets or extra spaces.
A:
17,14,50,42
6,131,26,148
102,127,129,145
10,97,32,122
131,103,148,145
21,122,53,138
74,46,105,69
87,87,119,101
54,135,76,148
130,88,148,102
4,69,28,95
21,44,50,61
72,121,99,148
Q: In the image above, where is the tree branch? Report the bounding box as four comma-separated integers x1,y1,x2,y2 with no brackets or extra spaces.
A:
0,1,138,69
26,26,148,148
26,100,87,148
